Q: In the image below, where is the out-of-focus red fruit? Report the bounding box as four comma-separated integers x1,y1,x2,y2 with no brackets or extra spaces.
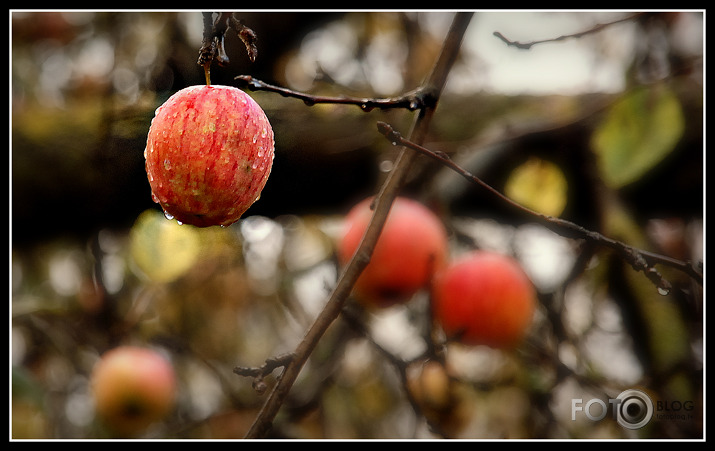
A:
145,85,274,227
338,197,449,308
432,251,536,349
91,346,176,436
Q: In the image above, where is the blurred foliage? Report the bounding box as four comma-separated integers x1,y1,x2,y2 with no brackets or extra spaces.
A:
592,85,685,188
130,209,202,283
504,157,569,217
11,11,703,440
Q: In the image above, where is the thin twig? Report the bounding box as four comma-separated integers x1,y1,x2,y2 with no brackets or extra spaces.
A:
233,353,296,395
243,12,474,439
493,12,645,50
375,121,703,289
234,75,435,112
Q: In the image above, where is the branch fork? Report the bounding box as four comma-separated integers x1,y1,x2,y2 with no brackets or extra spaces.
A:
233,353,296,396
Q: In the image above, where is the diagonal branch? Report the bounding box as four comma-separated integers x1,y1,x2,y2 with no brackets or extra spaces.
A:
375,121,703,289
243,12,474,439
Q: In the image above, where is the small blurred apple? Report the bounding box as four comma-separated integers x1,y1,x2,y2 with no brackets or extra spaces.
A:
91,346,176,436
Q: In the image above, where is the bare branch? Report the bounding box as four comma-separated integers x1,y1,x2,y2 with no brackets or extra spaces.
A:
234,75,436,112
375,121,703,289
493,12,645,50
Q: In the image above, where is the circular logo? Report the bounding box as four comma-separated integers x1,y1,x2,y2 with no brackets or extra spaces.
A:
616,389,654,429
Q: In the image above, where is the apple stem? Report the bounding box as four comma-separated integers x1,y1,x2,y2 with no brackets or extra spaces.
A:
204,64,211,86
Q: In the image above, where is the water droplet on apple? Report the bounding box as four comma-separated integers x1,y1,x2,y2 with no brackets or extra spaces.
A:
164,211,174,221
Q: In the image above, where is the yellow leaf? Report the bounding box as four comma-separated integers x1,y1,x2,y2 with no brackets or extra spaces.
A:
129,209,201,283
505,157,568,217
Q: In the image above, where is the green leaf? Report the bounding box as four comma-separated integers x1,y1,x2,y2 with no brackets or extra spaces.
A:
591,85,685,188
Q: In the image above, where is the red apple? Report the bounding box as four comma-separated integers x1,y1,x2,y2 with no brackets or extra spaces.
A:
338,197,449,308
431,251,536,349
91,346,177,436
145,85,274,227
